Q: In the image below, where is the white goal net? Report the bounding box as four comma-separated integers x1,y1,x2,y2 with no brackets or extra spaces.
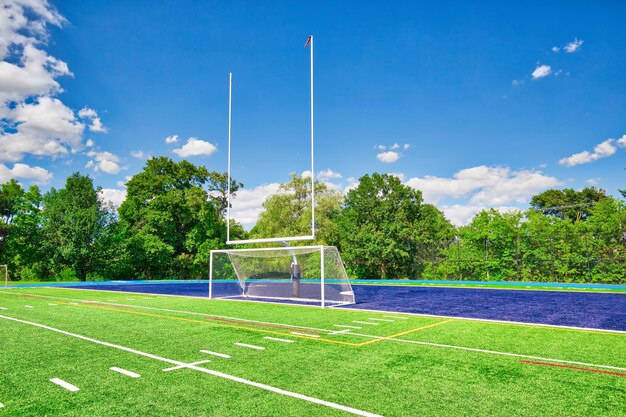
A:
209,246,355,307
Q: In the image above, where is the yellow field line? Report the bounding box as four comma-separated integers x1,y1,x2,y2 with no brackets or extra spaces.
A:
56,301,451,348
58,302,358,346
355,319,455,347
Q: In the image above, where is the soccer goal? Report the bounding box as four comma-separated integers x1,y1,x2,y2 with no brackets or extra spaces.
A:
209,246,355,308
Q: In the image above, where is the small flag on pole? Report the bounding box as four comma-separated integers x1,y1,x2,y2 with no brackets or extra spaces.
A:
304,35,312,48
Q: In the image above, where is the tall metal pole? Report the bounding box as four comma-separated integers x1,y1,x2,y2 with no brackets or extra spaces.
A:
320,246,325,308
227,72,233,242
309,35,315,238
209,251,214,300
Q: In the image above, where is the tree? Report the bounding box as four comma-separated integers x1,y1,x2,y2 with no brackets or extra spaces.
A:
41,173,107,280
119,157,240,279
207,171,243,216
250,173,343,245
530,187,608,221
337,173,427,278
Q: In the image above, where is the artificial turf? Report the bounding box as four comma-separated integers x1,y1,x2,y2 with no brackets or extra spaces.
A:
0,287,625,416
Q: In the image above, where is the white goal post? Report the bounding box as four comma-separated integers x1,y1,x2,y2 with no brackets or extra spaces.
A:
209,245,355,308
226,35,316,245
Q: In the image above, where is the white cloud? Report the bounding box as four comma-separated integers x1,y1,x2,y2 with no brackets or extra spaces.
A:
564,38,583,53
78,107,107,133
375,145,386,151
172,137,217,158
318,169,342,179
229,183,282,228
164,134,178,144
390,143,400,150
0,162,52,184
441,204,521,226
130,150,147,159
86,150,121,174
85,139,94,147
98,188,126,208
531,64,551,79
0,96,84,162
586,178,599,186
403,144,410,150
551,46,560,53
405,165,561,206
559,137,622,167
377,151,401,163
0,1,116,174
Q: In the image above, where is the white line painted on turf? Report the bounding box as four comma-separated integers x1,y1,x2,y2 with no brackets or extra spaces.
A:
0,307,7,310
110,367,141,378
264,337,294,343
200,350,231,359
384,316,408,320
329,329,352,335
290,332,320,338
50,378,79,392
163,360,211,372
334,325,361,329
347,330,626,372
352,321,378,325
235,342,265,350
0,402,4,408
24,305,33,308
368,318,394,322
48,303,57,306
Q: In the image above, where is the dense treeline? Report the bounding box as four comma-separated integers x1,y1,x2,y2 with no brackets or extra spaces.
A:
0,159,624,283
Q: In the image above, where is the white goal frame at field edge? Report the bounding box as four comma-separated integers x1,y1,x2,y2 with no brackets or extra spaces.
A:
226,35,316,245
210,245,348,309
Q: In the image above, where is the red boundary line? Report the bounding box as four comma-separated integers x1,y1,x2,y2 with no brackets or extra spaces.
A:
520,360,626,377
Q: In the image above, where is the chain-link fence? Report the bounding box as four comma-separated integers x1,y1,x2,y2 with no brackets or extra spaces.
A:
411,232,626,283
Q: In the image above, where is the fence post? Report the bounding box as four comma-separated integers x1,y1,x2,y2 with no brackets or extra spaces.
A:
585,234,591,281
485,236,489,281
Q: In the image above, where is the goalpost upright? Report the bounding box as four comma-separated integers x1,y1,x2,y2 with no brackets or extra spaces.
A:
210,35,355,308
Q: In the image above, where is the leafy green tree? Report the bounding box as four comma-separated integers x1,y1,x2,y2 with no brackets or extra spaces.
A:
337,173,432,278
119,157,239,279
0,181,46,280
530,187,608,221
207,171,243,216
250,173,343,245
41,173,107,280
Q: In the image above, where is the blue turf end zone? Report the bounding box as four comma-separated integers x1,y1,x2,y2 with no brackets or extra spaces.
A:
8,280,625,331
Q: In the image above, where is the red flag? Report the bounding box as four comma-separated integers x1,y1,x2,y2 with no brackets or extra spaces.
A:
304,35,312,48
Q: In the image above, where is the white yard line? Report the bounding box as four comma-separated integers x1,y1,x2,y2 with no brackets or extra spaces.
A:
163,360,212,372
334,325,361,329
0,307,7,310
48,303,57,306
235,342,265,350
13,290,333,333
264,337,294,343
368,318,394,322
328,329,352,335
290,332,320,338
50,378,79,392
200,350,231,359
0,314,381,417
110,367,141,378
383,316,408,320
352,321,378,325
347,331,626,372
24,305,33,309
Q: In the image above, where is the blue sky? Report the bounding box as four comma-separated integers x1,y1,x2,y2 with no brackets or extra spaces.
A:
1,0,625,226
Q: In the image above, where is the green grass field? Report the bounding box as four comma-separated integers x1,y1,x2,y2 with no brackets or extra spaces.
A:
1,287,625,416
